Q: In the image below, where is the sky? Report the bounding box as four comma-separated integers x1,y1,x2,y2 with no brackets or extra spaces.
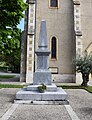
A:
17,0,26,31
17,18,24,31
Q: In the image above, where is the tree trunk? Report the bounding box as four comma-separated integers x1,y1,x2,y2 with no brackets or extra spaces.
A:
81,73,89,86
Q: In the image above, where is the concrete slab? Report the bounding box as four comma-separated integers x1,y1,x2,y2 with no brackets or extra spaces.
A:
41,88,68,101
1,104,18,120
65,89,92,120
0,88,19,118
16,87,68,101
65,105,80,120
16,90,42,101
8,105,71,120
27,83,57,91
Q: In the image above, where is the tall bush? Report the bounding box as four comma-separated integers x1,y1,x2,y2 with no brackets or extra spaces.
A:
73,52,92,86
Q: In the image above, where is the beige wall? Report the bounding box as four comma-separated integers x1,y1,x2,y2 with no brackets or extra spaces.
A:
21,0,92,83
36,0,75,74
80,0,92,53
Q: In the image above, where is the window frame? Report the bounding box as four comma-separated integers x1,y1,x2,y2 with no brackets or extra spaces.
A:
50,36,58,60
49,0,59,9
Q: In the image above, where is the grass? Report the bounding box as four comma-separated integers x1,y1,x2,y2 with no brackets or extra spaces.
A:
59,85,92,93
0,75,15,79
84,86,92,93
0,84,24,88
0,83,92,93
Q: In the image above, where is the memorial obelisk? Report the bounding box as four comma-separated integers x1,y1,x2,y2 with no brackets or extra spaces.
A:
16,20,68,104
33,20,52,85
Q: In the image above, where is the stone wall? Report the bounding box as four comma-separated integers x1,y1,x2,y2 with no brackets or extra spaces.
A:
80,0,92,53
21,0,92,83
36,0,76,77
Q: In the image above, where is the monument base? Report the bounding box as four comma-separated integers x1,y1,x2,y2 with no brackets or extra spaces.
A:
27,83,57,92
16,21,68,104
14,100,69,105
16,86,68,104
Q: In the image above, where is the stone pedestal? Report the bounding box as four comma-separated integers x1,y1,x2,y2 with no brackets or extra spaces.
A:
16,20,68,104
27,83,57,91
16,87,68,101
33,70,52,85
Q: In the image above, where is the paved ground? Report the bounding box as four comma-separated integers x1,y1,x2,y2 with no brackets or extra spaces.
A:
0,88,19,118
0,88,92,120
0,72,92,120
66,89,92,120
9,105,71,120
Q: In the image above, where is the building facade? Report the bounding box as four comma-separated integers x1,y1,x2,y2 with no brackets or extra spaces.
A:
20,0,92,83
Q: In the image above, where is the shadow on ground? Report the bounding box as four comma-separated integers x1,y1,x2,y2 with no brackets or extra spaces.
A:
0,76,20,82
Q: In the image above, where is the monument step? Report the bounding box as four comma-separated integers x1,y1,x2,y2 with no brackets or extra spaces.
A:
16,87,68,101
27,83,57,92
14,100,69,105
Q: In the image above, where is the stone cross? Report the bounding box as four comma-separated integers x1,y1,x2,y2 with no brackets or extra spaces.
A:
33,20,52,85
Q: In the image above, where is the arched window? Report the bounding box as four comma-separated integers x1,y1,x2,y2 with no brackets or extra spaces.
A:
51,37,57,59
50,0,58,7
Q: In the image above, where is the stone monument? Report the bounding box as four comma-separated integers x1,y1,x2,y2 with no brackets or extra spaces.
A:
16,20,68,104
33,20,52,85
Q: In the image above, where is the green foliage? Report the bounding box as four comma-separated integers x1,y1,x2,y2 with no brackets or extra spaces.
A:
85,86,92,93
0,0,28,72
0,75,15,79
0,28,20,54
0,28,21,72
38,84,47,93
73,52,92,86
0,0,27,29
0,66,8,72
0,84,24,88
73,53,92,74
0,62,8,67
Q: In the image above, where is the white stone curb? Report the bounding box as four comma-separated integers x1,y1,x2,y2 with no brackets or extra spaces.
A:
0,88,4,91
64,105,80,120
20,82,26,85
1,104,18,120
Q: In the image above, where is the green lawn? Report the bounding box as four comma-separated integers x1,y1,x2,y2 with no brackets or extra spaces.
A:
0,84,24,88
60,85,92,93
0,75,15,79
84,86,92,93
0,84,92,93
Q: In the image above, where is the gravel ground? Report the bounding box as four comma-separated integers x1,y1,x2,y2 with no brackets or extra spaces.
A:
65,89,92,120
0,88,92,120
0,88,19,118
9,105,71,120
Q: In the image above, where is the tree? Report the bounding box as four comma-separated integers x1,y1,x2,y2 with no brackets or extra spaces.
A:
74,53,92,86
0,0,27,72
0,0,27,42
0,28,21,72
0,0,27,29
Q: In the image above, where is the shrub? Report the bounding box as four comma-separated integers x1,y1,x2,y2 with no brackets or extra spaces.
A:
73,52,92,86
38,84,47,93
